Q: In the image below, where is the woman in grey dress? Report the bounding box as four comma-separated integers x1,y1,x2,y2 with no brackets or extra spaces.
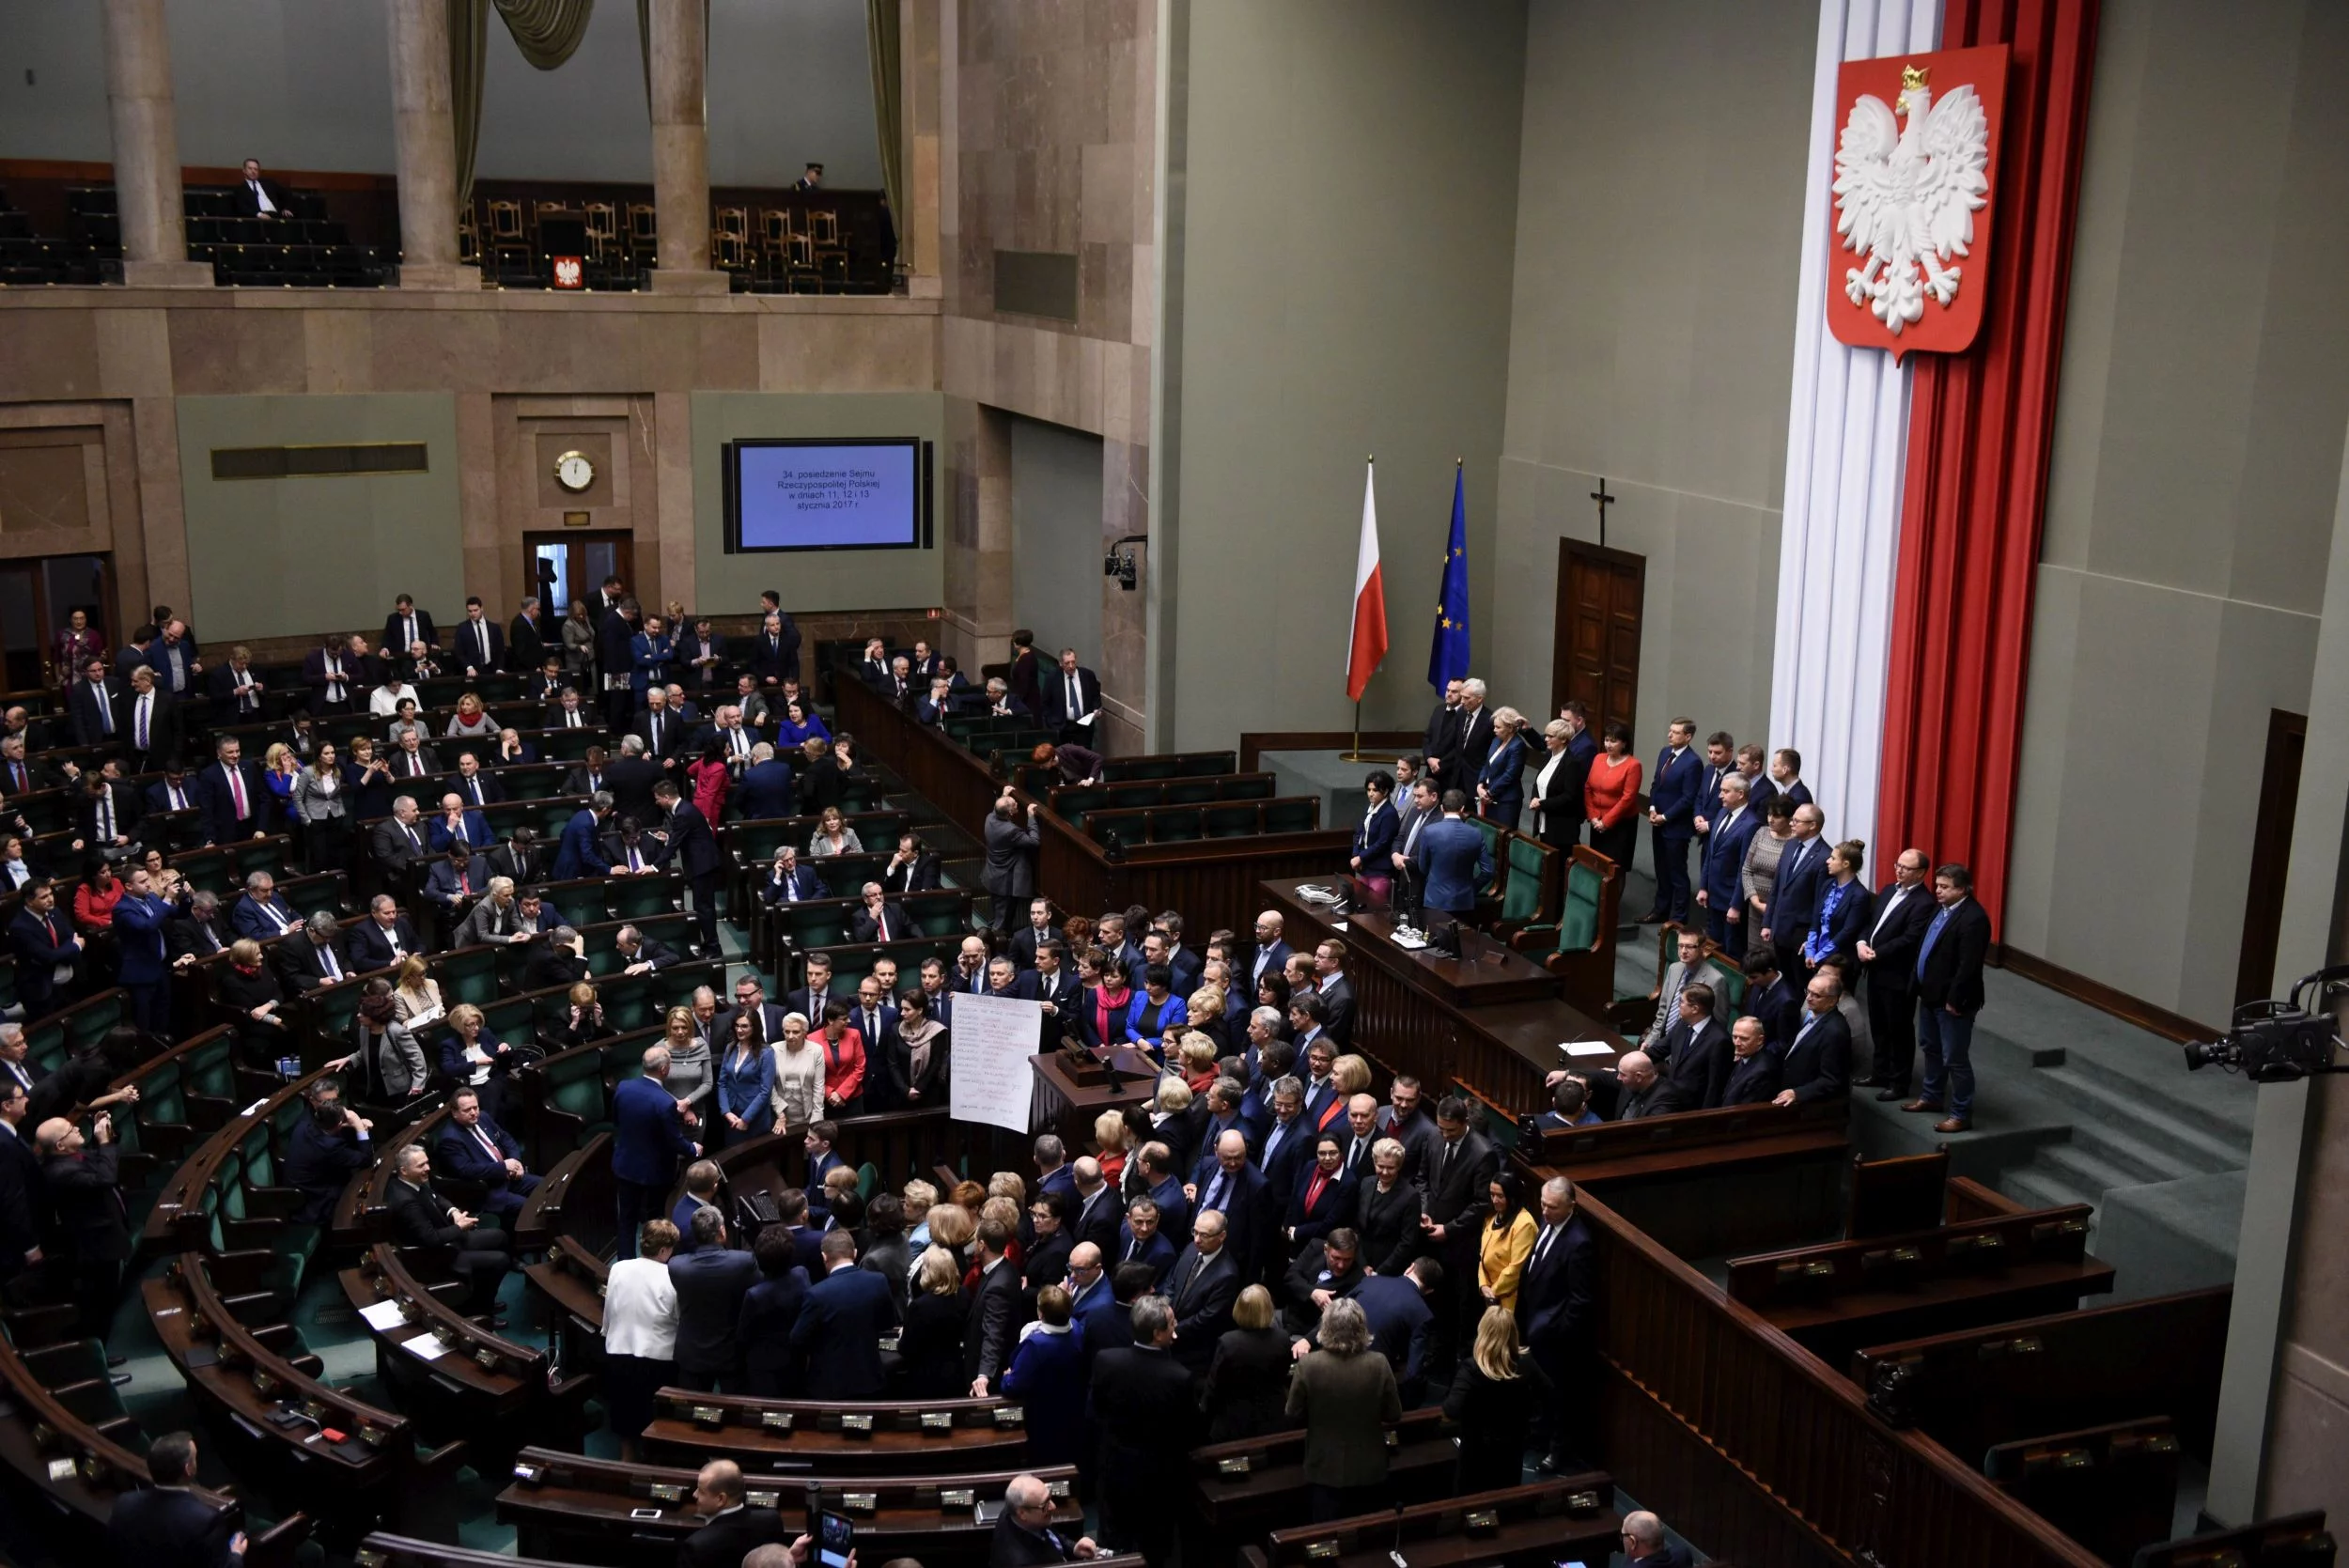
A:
1739,796,1797,965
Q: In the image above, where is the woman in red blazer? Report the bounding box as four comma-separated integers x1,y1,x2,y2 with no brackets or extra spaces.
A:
1582,722,1644,870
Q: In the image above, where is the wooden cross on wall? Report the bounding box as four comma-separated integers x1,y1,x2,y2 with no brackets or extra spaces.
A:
1591,477,1616,550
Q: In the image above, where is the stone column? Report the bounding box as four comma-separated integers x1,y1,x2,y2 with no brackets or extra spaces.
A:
99,0,209,286
900,0,941,298
385,0,472,289
647,0,726,294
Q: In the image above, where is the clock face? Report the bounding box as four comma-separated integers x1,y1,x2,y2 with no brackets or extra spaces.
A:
554,450,596,492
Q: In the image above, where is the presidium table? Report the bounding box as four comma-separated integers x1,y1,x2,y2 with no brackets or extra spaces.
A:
1259,877,1626,1112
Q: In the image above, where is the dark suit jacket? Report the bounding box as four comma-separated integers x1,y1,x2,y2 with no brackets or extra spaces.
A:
1766,837,1830,947
71,783,143,847
737,760,797,819
385,1177,471,1250
435,1111,526,1188
196,758,273,843
1167,1244,1243,1370
383,610,438,656
738,1266,811,1389
665,802,722,881
1422,1129,1499,1231
347,916,422,972
68,677,125,748
612,1074,694,1188
105,1484,241,1568
8,907,80,1015
1660,1017,1732,1110
229,176,293,216
1721,1050,1782,1107
963,1256,1025,1384
1089,1343,1199,1465
670,1246,761,1374
791,1263,901,1398
604,756,664,823
1039,666,1102,729
450,616,504,675
1516,1216,1595,1350
1914,897,1993,1015
44,1142,127,1260
1781,1008,1852,1103
677,1506,788,1568
1648,745,1702,834
1859,880,1936,992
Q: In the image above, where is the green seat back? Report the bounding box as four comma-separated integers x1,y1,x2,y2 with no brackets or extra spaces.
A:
1264,799,1316,835
241,1125,277,1188
23,1338,113,1390
533,799,583,837
1161,779,1216,806
22,1016,67,1075
857,1161,879,1199
282,876,346,921
730,819,801,866
546,881,610,930
1557,862,1603,955
786,902,851,947
308,980,366,1044
1204,804,1257,839
539,728,600,762
1501,835,1549,924
1151,807,1203,843
1052,787,1107,827
434,945,502,1006
542,1048,609,1124
501,764,566,800
65,990,126,1050
603,1027,660,1086
228,840,283,879
1107,783,1162,813
597,973,660,1033
1120,758,1178,782
136,1056,187,1139
183,1035,237,1102
1222,775,1275,801
909,894,970,938
483,994,539,1041
1703,955,1747,1012
607,877,676,921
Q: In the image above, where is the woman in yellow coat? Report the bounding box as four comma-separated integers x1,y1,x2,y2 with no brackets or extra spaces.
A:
1478,1170,1539,1313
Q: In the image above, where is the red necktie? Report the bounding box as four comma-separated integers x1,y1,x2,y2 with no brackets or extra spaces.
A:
228,768,248,819
1303,1170,1330,1213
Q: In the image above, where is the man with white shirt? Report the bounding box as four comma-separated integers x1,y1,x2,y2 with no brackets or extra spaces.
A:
1857,847,1936,1101
1042,647,1101,745
233,158,290,218
456,597,504,677
1694,773,1762,954
209,644,267,719
1640,928,1728,1056
383,595,436,663
117,665,179,774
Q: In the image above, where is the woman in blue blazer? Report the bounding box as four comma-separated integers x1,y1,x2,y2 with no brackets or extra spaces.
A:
1347,769,1401,901
1475,707,1531,828
1802,839,1875,974
999,1286,1087,1466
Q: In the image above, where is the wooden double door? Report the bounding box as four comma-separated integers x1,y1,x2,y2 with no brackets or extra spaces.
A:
1552,539,1643,738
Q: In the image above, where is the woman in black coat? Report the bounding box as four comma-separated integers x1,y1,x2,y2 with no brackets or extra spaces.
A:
895,1245,971,1399
216,937,295,1063
1355,1139,1426,1277
1442,1305,1555,1490
1201,1285,1298,1442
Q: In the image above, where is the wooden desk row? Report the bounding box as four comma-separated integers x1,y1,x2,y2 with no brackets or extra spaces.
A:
1239,1476,1621,1568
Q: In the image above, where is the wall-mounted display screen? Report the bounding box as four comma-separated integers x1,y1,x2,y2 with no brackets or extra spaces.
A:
723,437,928,552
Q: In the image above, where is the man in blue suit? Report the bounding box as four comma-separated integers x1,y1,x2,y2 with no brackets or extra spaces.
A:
229,871,302,939
427,792,494,853
630,613,675,706
1642,718,1702,924
435,1085,542,1216
1245,910,1292,1000
1517,1175,1597,1473
791,1230,900,1398
1347,1259,1439,1398
1762,802,1828,980
1112,1196,1178,1286
7,881,83,1020
107,1432,243,1567
736,746,796,818
1695,774,1763,955
1408,790,1493,919
614,1046,699,1256
552,795,615,879
1186,1129,1270,1279
111,866,174,1038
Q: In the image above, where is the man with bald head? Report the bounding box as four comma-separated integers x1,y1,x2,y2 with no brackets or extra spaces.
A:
1612,1049,1687,1120
677,1458,787,1568
990,1470,1100,1564
1722,1017,1781,1107
1621,1510,1694,1568
1186,1127,1268,1274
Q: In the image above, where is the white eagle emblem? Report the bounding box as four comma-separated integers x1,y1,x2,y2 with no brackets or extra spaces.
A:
1833,66,1991,334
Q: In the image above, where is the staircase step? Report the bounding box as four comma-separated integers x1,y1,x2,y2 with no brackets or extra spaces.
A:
1999,1166,2092,1216
2065,1117,2209,1187
2032,1138,2146,1203
2031,1065,2248,1174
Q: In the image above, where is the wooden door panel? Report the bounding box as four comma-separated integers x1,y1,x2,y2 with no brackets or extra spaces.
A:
1555,539,1645,740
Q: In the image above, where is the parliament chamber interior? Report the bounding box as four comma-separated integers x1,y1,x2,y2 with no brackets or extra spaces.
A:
1,2,2346,1568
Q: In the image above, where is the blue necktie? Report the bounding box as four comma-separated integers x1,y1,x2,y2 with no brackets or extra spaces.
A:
1916,908,1952,980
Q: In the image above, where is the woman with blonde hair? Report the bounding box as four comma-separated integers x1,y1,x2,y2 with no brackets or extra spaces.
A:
1092,1109,1131,1187
808,804,862,859
1330,1053,1372,1099
444,691,496,740
1443,1304,1554,1489
1176,1032,1221,1094
440,1000,520,1122
543,980,607,1051
1476,705,1530,826
901,1177,940,1250
896,1246,970,1397
1202,1283,1293,1441
660,1003,713,1118
926,1200,976,1264
391,954,444,1028
768,1011,824,1132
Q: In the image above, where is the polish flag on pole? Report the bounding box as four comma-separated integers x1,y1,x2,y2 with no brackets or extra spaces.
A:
1346,458,1389,702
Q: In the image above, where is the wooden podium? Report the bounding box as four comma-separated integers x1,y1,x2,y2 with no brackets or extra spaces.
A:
1029,1045,1159,1145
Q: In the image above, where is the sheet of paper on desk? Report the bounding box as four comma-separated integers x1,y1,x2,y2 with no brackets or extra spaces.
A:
1330,920,1349,931
1562,1040,1614,1058
399,1331,449,1360
359,1299,408,1331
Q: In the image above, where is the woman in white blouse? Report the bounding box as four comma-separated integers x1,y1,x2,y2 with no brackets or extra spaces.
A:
603,1217,681,1459
769,1010,826,1132
369,673,419,717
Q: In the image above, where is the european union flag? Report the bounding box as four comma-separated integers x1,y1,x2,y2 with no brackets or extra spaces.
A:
1426,464,1470,691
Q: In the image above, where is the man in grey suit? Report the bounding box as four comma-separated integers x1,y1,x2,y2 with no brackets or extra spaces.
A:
670,1207,759,1391
1640,927,1734,1056
982,790,1041,931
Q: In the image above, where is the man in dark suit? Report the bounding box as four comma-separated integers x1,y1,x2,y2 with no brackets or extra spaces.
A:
370,798,431,885
68,656,124,749
1905,863,1993,1133
1642,717,1702,924
676,1460,787,1568
671,1207,760,1391
486,827,549,890
445,751,506,810
299,635,360,715
72,767,143,855
451,598,504,678
963,1219,1026,1394
112,666,182,775
1185,1131,1270,1281
1721,1017,1781,1106
1310,940,1356,1048
1609,1050,1687,1120
1517,1175,1597,1472
8,880,84,1019
1112,1197,1177,1286
196,737,272,845
146,763,200,819
230,157,291,217
506,597,548,675
383,595,437,662
1255,1079,1314,1203
603,737,664,825
1089,1296,1200,1564
1245,909,1293,999
552,797,615,880
1857,847,1937,1099
39,1109,130,1339
1040,647,1102,745
1762,802,1829,979
1164,1206,1241,1376
1068,1158,1122,1258
737,747,796,818
748,607,801,687
1409,791,1493,919
791,1229,900,1398
434,1087,542,1216
1775,970,1852,1106
1421,680,1465,788
990,1472,1100,1566
1696,774,1763,955
385,1142,512,1316
728,973,791,1047
849,881,910,945
1348,1261,1439,1395
1657,984,1732,1110
1419,1095,1497,1301
653,779,723,951
630,687,686,762
107,1431,244,1568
